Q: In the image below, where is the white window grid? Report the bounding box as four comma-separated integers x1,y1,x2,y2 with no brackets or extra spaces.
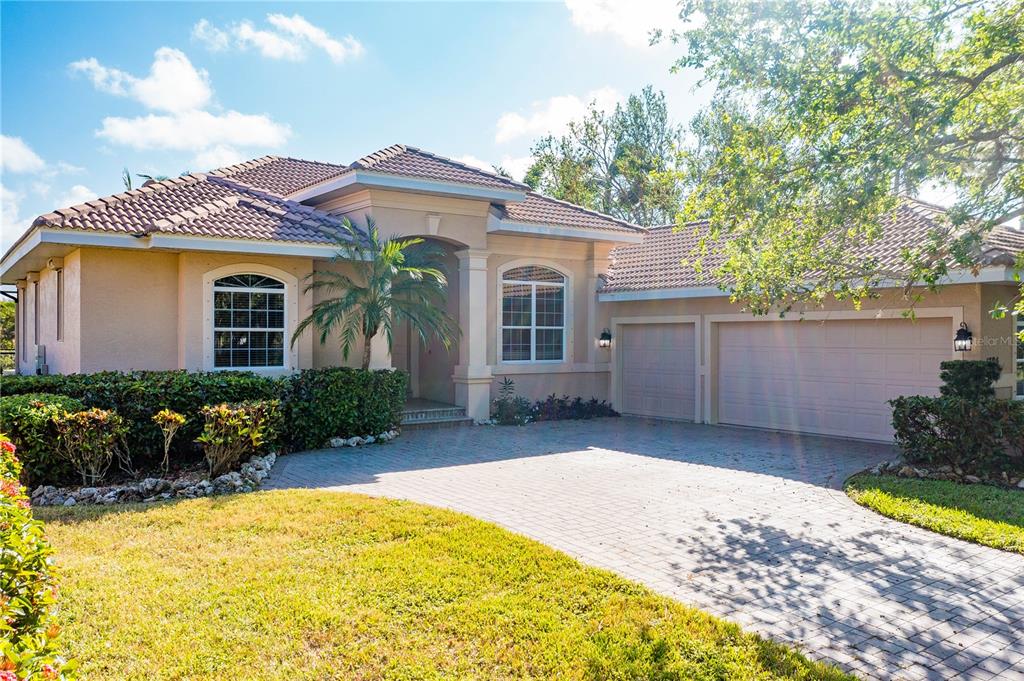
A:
212,281,286,369
500,274,566,363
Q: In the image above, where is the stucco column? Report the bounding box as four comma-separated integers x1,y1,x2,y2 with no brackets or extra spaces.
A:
453,248,492,421
367,327,392,369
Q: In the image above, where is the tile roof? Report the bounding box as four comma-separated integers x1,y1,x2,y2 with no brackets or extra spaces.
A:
208,156,348,197
603,199,1024,293
350,144,529,192
495,192,643,235
28,174,348,245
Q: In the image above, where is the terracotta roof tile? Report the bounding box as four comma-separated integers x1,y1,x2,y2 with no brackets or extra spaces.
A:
495,192,642,235
29,174,348,245
351,144,529,192
603,199,1024,293
209,156,348,197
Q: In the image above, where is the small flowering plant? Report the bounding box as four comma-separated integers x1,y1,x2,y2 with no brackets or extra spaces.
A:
152,409,186,473
0,433,76,679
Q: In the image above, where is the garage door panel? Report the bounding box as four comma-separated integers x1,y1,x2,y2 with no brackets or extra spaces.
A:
718,318,948,441
619,323,696,421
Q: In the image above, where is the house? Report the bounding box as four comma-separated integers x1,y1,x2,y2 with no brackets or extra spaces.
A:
3,144,1023,442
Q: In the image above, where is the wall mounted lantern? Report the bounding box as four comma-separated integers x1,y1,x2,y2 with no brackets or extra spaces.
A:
598,328,612,348
954,322,973,353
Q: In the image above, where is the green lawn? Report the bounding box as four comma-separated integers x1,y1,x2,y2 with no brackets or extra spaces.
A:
38,490,849,680
845,474,1024,554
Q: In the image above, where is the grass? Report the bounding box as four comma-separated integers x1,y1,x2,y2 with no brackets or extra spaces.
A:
38,489,849,681
845,474,1024,554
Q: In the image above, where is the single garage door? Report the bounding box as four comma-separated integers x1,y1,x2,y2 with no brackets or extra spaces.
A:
619,323,696,420
718,317,949,441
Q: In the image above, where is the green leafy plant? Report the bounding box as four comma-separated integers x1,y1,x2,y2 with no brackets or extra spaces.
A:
531,394,620,422
490,378,532,426
51,408,127,485
152,409,186,474
196,401,281,477
0,393,86,486
938,359,1001,400
283,368,407,450
291,216,459,369
0,433,76,679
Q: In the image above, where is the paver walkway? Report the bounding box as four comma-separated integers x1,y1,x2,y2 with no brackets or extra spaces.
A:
267,418,1024,680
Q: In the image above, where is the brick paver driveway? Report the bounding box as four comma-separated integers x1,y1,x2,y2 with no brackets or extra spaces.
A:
268,418,1024,680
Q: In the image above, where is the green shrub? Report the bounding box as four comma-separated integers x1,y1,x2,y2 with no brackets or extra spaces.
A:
938,359,1001,400
532,394,620,421
0,433,76,679
890,395,1019,475
1,371,282,466
52,408,128,485
490,378,532,426
0,393,86,486
283,368,407,450
197,400,281,476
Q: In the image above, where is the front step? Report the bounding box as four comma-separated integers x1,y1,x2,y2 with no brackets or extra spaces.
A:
400,404,473,430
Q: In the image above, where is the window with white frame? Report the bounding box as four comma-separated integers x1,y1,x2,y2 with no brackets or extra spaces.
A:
213,274,286,369
1017,317,1024,398
501,265,565,362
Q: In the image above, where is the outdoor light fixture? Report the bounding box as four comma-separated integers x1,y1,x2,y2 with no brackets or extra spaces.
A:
954,322,973,353
598,328,612,348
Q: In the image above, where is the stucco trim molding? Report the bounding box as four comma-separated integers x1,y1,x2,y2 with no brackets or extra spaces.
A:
200,262,301,375
289,170,527,204
486,213,643,244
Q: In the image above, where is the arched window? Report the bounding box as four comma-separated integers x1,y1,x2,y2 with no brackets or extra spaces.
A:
501,265,565,362
213,274,286,369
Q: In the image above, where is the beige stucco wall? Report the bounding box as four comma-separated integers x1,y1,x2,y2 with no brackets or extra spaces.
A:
15,251,82,375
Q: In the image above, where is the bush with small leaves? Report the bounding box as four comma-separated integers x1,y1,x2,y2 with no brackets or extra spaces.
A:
152,409,186,473
52,409,127,485
0,433,76,679
197,401,281,477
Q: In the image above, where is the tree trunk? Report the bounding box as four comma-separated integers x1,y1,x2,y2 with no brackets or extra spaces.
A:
361,333,373,370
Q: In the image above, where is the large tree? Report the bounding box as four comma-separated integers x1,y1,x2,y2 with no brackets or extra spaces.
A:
525,86,684,226
664,0,1023,314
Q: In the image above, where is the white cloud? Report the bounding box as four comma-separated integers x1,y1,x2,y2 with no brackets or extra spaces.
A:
96,110,290,152
31,181,51,198
455,154,534,183
1,184,31,252
495,87,621,144
1,135,46,173
70,48,212,113
235,20,305,61
56,184,97,209
267,13,364,63
192,18,230,52
192,14,363,64
565,0,684,49
192,144,245,170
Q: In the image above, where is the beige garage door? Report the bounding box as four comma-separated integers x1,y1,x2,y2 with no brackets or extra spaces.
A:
717,317,949,441
619,323,696,420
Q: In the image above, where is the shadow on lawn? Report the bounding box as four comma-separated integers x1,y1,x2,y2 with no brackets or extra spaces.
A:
268,417,894,491
665,511,1024,674
34,490,262,525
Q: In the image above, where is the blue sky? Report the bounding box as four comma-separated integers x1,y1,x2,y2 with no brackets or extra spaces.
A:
0,0,707,252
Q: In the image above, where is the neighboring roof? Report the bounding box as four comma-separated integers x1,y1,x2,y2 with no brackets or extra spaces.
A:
25,174,346,246
495,192,643,235
350,145,529,192
209,156,348,197
602,199,1024,294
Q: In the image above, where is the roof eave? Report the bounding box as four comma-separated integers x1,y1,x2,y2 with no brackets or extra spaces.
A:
290,170,528,205
486,214,643,244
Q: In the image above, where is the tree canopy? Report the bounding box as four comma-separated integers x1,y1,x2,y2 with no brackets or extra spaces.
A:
525,86,685,226
664,0,1023,314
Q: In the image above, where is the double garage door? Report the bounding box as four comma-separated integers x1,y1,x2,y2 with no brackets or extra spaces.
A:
618,317,949,441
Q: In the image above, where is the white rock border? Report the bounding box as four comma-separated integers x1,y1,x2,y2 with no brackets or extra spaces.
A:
31,451,278,507
328,429,399,448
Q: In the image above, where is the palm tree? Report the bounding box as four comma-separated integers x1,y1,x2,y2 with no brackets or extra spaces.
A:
291,216,458,370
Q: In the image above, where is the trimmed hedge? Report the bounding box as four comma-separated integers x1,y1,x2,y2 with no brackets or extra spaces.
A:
0,368,408,477
0,393,86,486
938,359,1001,400
1,371,283,468
283,368,407,450
0,433,75,679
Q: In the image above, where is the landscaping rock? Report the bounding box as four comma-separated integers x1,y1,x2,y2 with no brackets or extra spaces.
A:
898,465,916,478
1018,478,1024,489
964,475,982,484
62,496,76,507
